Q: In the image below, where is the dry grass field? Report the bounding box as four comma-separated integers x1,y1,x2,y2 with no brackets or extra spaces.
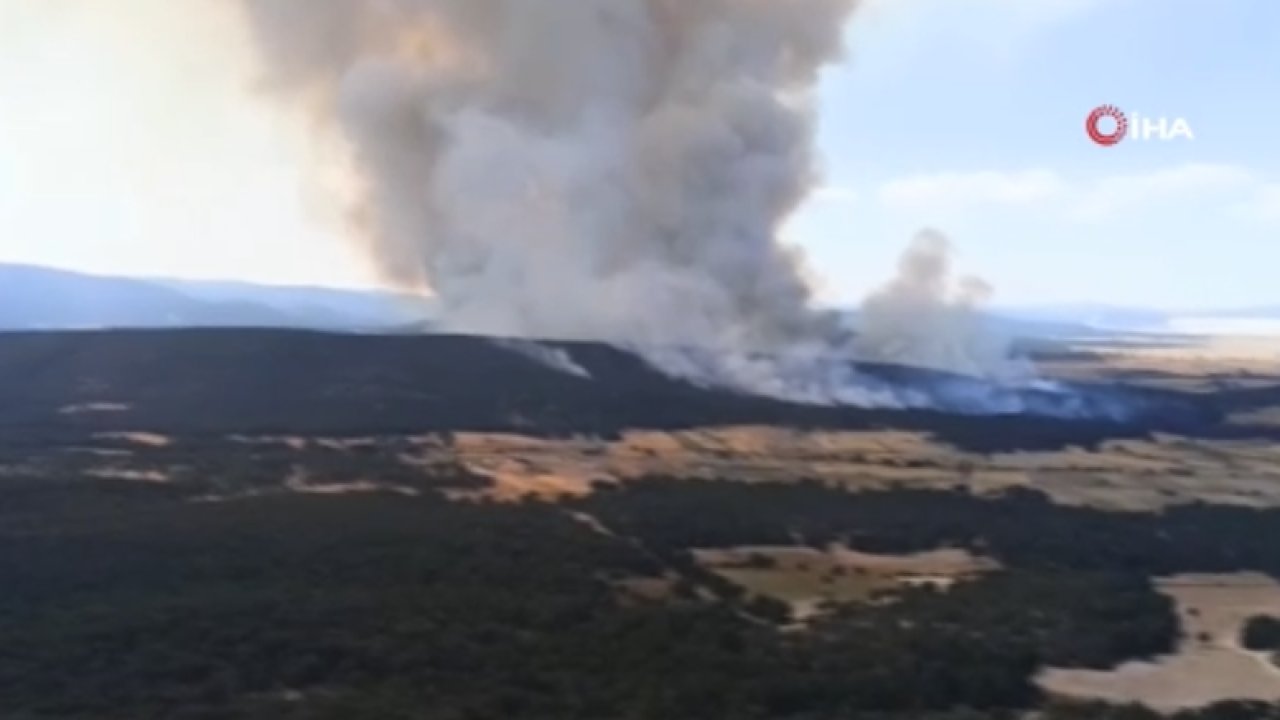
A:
694,546,996,619
1039,573,1280,711
444,425,1280,510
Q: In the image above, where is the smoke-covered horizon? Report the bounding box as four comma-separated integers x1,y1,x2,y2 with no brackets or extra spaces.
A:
235,0,1034,405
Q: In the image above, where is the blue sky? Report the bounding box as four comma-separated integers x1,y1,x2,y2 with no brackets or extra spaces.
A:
0,0,1277,309
795,0,1280,308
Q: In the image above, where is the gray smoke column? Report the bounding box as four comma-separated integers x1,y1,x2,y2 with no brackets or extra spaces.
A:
853,229,1035,385
236,0,1033,406
238,0,850,344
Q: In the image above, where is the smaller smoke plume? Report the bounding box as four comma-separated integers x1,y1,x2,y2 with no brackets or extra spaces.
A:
493,338,592,379
632,229,1040,412
852,229,1034,385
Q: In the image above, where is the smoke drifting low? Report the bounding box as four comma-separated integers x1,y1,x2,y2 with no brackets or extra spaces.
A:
237,0,1034,407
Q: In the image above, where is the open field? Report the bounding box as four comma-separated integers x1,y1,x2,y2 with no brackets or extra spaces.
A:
446,426,1280,510
1039,573,1280,711
8,421,1275,511
694,546,996,619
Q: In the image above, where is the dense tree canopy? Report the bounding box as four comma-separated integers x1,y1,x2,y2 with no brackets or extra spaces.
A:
3,466,1280,718
1242,616,1280,652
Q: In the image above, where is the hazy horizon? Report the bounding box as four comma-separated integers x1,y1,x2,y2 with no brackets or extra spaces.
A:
5,258,1279,321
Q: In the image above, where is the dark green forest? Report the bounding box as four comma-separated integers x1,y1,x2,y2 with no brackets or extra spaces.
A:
574,478,1280,575
1242,615,1280,656
4,464,1280,718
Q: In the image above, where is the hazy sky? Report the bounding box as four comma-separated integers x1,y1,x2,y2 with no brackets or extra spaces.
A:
798,0,1280,309
0,0,1276,308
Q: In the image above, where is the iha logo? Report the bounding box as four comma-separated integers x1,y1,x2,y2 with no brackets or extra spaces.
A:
1086,105,1195,146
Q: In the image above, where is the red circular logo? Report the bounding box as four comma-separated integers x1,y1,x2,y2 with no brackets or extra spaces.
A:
1087,105,1128,146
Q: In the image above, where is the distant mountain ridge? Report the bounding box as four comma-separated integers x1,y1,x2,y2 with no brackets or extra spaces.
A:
0,263,434,331
146,277,435,327
2,262,1276,336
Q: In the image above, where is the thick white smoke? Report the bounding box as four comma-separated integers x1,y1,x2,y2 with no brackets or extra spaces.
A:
853,229,1035,385
236,0,1033,406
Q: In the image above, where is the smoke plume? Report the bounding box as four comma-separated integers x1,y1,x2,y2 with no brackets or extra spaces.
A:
853,229,1034,385
236,0,1032,405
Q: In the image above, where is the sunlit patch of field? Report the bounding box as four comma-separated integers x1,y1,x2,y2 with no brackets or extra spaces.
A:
84,466,170,483
193,475,424,504
59,402,131,415
452,428,1021,490
454,469,594,503
992,435,1280,510
694,546,996,619
94,431,174,447
280,466,423,497
18,418,1280,511
287,480,421,497
1039,573,1280,712
230,435,449,451
614,575,686,605
230,434,312,450
61,446,134,458
447,427,1280,511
